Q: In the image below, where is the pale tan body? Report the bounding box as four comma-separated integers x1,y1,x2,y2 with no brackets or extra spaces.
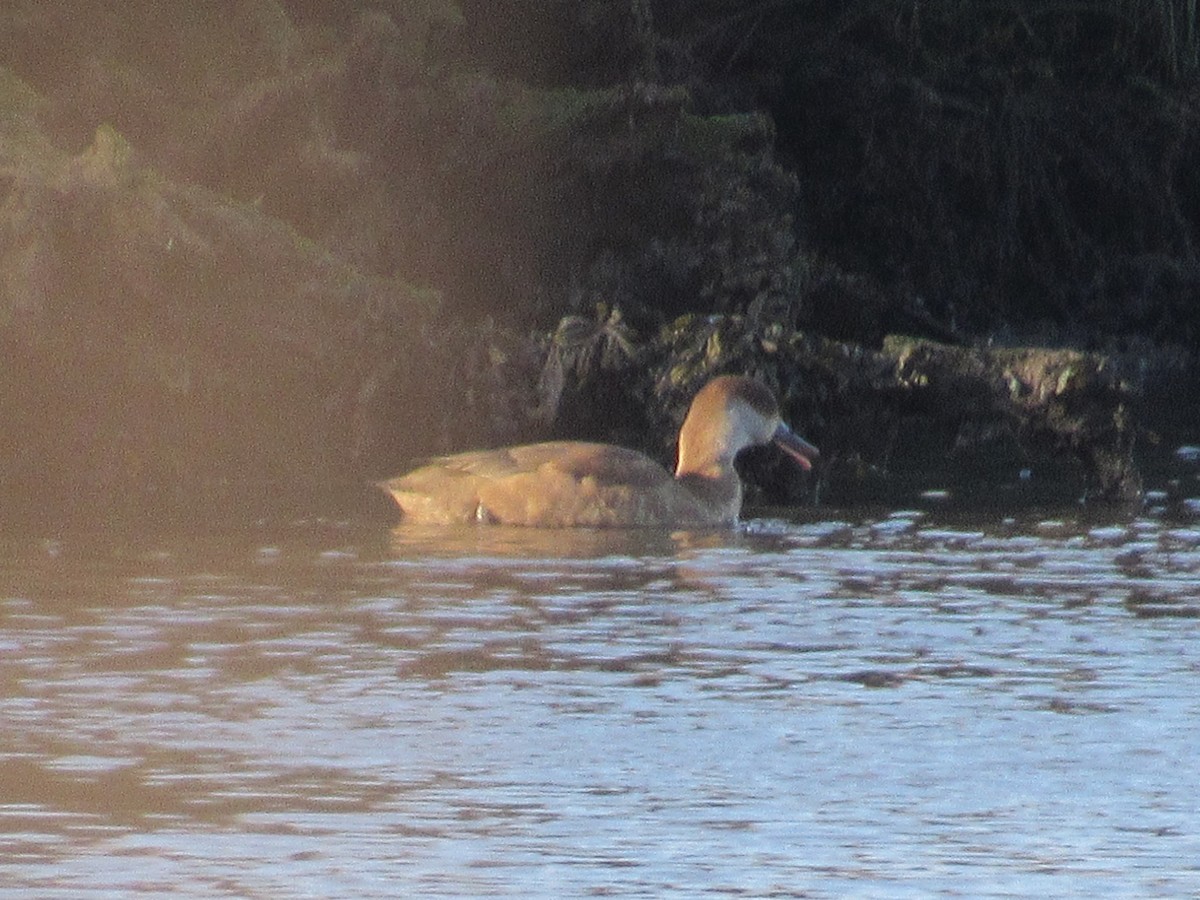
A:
379,376,817,528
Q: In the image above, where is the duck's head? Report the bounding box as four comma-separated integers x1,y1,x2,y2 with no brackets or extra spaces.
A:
675,375,819,478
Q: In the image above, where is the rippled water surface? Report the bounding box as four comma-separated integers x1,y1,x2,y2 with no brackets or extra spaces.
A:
2,497,1200,897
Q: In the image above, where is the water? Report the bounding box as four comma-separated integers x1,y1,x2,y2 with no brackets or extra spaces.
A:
1,499,1199,897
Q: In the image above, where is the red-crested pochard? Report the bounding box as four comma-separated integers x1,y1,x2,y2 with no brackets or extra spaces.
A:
378,375,818,527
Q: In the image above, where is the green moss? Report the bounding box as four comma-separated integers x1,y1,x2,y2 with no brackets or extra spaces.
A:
92,123,135,170
678,111,774,156
491,84,771,159
660,313,698,343
0,66,39,121
0,66,54,169
492,84,603,136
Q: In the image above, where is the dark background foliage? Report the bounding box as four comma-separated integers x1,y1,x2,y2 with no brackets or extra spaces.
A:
1,0,1196,519
455,0,1200,347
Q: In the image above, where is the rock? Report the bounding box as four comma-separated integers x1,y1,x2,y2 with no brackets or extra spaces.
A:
879,336,1141,501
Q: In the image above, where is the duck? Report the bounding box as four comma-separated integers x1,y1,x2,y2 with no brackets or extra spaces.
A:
377,375,818,527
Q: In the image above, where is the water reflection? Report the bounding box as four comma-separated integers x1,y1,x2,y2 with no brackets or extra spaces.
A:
1,501,1199,896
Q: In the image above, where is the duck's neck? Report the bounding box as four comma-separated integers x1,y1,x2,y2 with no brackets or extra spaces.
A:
675,464,742,524
675,404,744,522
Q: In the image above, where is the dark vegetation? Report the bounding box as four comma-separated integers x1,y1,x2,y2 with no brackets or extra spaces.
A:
2,0,1197,523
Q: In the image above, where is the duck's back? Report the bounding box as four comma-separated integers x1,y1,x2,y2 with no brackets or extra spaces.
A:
381,441,719,527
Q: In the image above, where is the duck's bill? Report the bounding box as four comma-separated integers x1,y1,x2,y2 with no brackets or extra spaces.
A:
773,422,820,471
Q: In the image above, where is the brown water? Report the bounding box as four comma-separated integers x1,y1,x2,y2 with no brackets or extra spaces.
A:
2,489,1199,896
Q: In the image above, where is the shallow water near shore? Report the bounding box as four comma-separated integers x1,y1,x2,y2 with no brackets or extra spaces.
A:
2,484,1200,897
